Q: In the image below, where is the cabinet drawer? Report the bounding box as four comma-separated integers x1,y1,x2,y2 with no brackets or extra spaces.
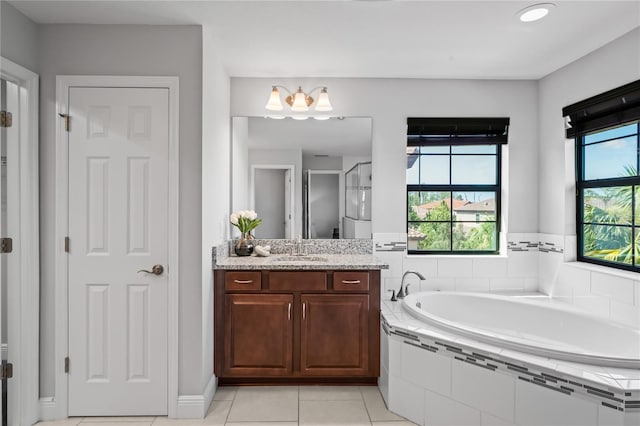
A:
333,271,369,291
269,271,327,291
225,271,262,291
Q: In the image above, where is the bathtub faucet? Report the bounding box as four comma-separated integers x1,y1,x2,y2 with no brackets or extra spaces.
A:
398,270,426,299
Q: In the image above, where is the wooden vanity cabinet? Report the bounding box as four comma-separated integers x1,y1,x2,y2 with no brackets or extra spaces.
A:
300,294,370,376
214,269,380,384
224,294,293,376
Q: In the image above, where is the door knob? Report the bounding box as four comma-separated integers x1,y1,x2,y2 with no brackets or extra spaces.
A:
137,264,164,275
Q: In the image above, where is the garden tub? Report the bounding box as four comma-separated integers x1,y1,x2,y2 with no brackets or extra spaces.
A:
402,291,640,368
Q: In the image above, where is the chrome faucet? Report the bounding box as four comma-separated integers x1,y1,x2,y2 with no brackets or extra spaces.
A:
285,235,312,256
397,270,426,299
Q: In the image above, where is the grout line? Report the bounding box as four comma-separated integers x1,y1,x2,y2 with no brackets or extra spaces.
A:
361,387,374,425
297,385,301,424
223,387,236,425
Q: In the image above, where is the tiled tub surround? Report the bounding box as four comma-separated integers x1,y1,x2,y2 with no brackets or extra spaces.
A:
539,233,640,329
373,233,540,299
380,297,640,426
373,232,639,329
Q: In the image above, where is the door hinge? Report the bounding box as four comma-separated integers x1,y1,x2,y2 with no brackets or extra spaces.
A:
1,237,12,253
0,111,12,128
64,357,70,373
0,361,13,380
64,236,70,253
58,113,70,132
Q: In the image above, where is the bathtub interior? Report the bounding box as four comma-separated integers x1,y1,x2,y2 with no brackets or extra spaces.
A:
402,291,640,364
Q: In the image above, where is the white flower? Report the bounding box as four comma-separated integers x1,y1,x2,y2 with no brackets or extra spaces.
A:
246,210,258,220
230,213,239,225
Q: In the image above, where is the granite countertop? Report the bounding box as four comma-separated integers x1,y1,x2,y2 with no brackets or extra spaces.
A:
214,253,389,270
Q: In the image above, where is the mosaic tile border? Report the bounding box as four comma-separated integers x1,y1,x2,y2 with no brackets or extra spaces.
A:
384,319,638,413
507,240,540,252
506,239,564,253
539,241,564,254
373,234,564,253
375,241,407,252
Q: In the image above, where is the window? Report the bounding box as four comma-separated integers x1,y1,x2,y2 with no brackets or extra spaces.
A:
406,118,509,254
565,79,640,272
576,122,640,270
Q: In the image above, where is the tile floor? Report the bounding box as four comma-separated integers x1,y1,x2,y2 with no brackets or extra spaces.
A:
36,386,417,426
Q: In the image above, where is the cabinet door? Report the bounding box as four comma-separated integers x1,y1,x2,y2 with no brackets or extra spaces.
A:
224,294,293,376
300,294,369,376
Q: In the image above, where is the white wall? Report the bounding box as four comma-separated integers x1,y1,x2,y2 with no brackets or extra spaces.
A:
537,28,640,327
0,1,40,73
232,77,540,296
201,25,230,410
539,28,640,236
231,78,539,235
38,24,204,398
303,155,342,171
231,117,249,215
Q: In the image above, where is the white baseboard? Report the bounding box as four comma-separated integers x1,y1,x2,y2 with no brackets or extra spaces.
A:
175,375,218,419
203,374,217,414
39,397,59,421
38,376,219,421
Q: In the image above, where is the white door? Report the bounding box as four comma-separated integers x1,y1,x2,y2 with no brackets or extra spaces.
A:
307,171,340,239
68,87,169,416
1,78,22,426
284,169,292,239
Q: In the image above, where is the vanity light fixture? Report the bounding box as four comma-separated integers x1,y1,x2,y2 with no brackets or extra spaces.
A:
265,85,333,113
517,3,555,22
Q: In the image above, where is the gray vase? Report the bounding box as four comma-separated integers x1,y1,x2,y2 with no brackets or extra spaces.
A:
234,233,254,256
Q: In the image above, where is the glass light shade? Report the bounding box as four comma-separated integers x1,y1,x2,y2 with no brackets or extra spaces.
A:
291,88,309,112
265,87,284,111
313,115,331,121
520,7,548,21
315,88,333,112
517,3,554,22
291,115,309,120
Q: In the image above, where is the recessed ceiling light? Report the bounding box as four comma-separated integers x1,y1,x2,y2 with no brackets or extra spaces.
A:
517,3,555,22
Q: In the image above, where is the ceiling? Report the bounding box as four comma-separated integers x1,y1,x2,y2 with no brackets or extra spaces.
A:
247,117,372,157
9,0,640,79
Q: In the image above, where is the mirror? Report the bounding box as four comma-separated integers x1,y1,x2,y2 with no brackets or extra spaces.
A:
231,117,372,239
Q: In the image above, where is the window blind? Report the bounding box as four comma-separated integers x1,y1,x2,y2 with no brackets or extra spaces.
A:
563,79,640,138
407,117,510,146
